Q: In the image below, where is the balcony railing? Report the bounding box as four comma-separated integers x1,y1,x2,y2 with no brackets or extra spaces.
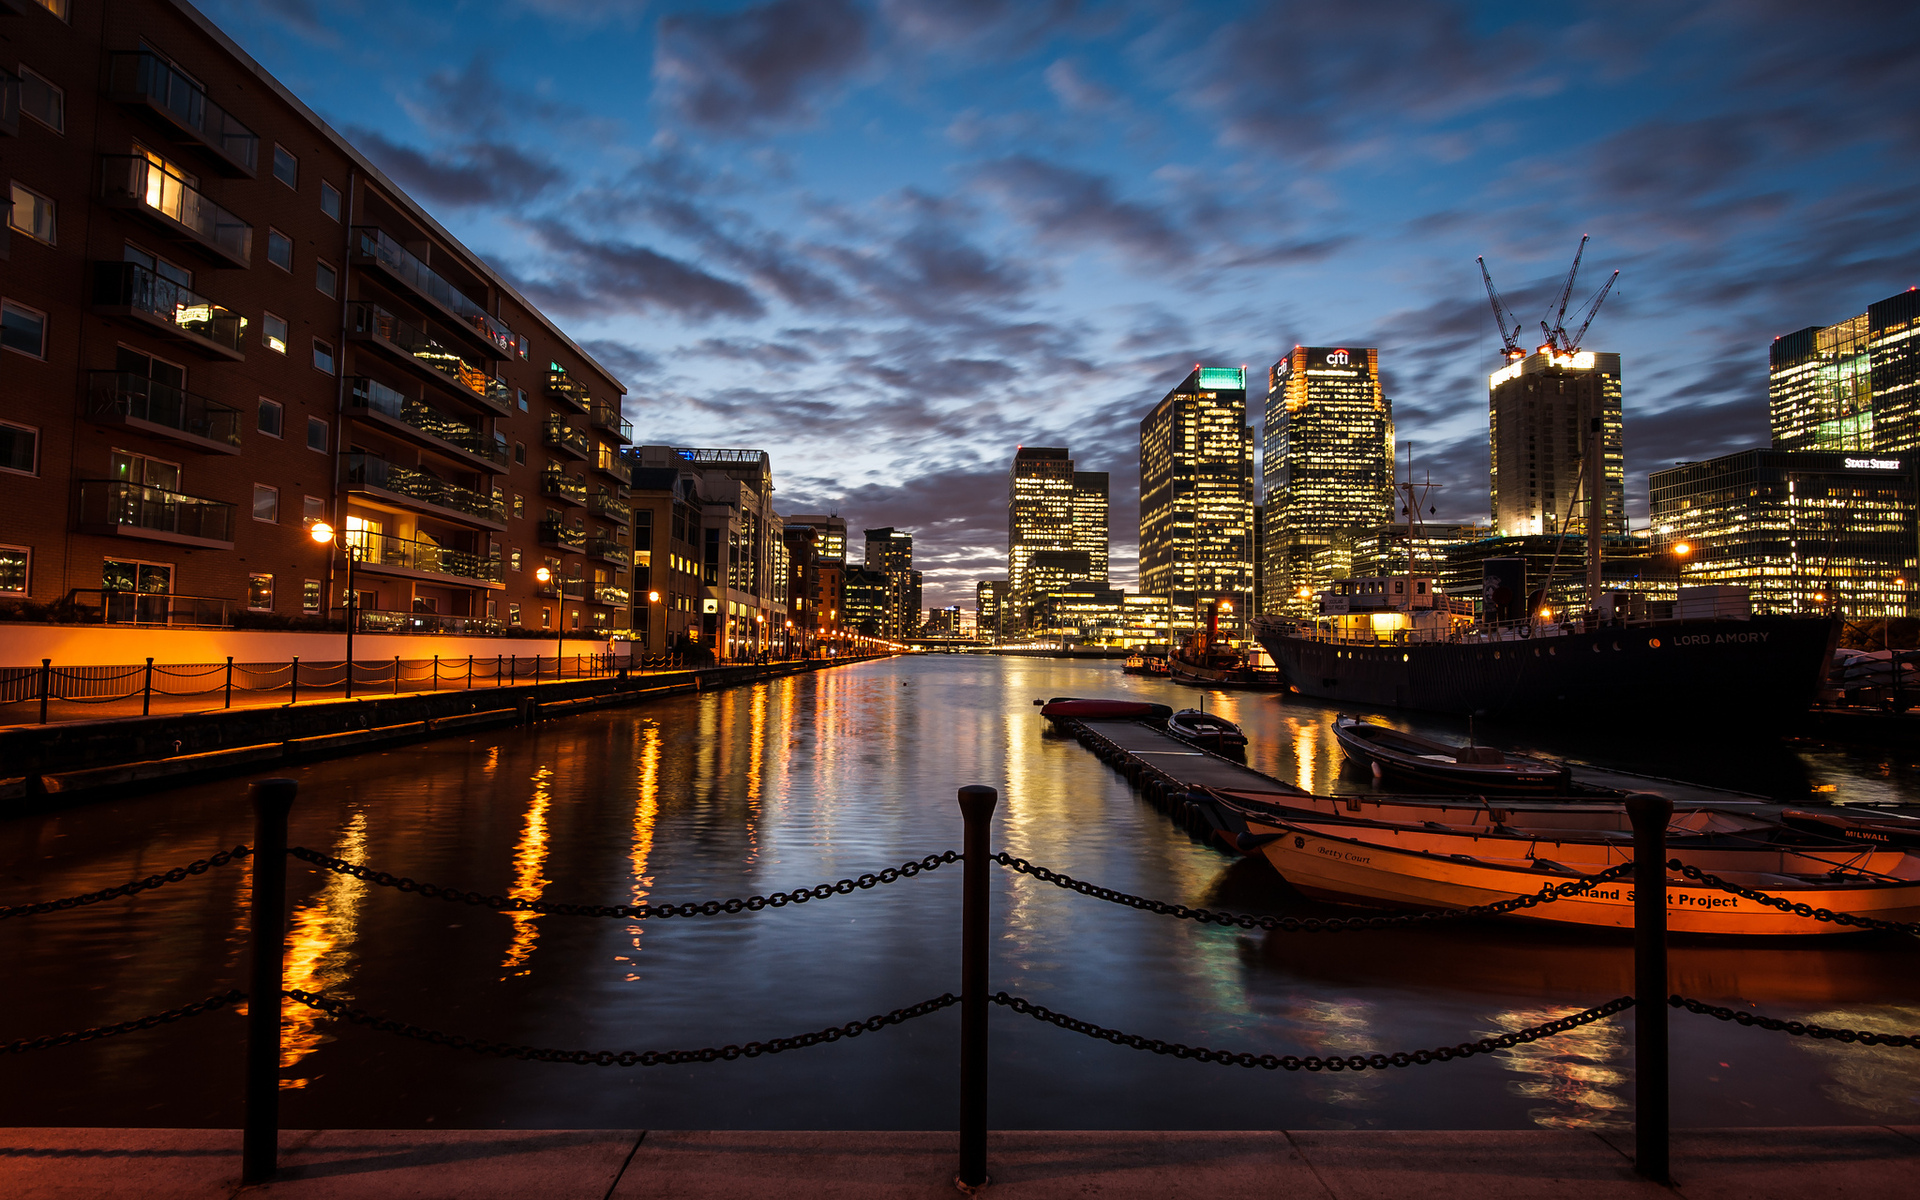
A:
344,452,507,526
593,585,631,608
348,303,511,411
561,579,589,600
537,517,586,551
86,371,241,453
60,589,234,627
94,262,247,358
593,451,633,486
542,467,587,506
347,377,509,469
351,227,516,356
542,418,591,460
349,531,502,584
78,479,234,546
590,490,630,523
356,609,503,636
586,536,631,567
108,51,259,176
589,402,633,444
101,155,252,267
546,364,591,412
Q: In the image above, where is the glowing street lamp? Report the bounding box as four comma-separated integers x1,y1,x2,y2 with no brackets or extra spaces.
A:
309,521,362,698
535,566,564,678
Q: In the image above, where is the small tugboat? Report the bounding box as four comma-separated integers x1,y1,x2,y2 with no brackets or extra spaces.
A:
1122,652,1171,677
1169,600,1287,691
1332,715,1571,793
1166,709,1248,755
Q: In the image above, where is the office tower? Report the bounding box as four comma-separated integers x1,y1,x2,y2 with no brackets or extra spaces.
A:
1007,447,1074,630
976,579,1007,643
863,526,913,637
1651,450,1915,616
1488,350,1625,539
842,567,891,636
1261,346,1395,616
1770,290,1920,454
0,0,630,636
1073,471,1110,583
1138,367,1256,640
785,514,847,564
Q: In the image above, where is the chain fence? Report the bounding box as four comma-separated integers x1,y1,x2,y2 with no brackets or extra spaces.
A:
1666,860,1920,935
2,990,245,1055
0,846,252,921
1669,996,1919,1047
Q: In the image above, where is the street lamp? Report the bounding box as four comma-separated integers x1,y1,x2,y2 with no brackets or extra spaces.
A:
536,566,564,679
309,521,360,698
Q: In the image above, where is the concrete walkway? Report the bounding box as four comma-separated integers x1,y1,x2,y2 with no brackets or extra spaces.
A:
2,1127,1915,1199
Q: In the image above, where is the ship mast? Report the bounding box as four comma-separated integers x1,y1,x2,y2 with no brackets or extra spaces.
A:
1586,415,1604,613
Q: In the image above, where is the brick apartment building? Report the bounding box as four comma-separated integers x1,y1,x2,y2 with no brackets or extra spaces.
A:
0,0,632,637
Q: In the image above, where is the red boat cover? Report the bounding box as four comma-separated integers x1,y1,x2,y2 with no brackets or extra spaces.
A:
1041,699,1171,720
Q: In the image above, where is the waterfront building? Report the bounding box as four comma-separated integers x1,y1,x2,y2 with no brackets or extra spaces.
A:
1007,447,1107,633
629,446,788,659
1769,290,1920,454
1138,367,1256,642
1650,450,1916,616
785,514,847,564
1439,533,1678,618
1027,584,1169,648
1347,523,1482,580
1261,347,1394,616
1074,472,1110,584
0,0,629,638
626,466,703,657
842,567,891,636
1488,350,1625,539
925,605,962,636
863,526,914,638
781,523,819,652
976,579,1007,643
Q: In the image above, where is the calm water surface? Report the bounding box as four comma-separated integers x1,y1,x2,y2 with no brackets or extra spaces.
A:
2,655,1917,1130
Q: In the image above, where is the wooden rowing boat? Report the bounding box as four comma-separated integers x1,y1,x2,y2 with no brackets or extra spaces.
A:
1332,715,1571,793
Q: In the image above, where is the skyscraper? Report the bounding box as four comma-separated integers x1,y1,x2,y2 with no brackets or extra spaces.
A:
1073,471,1110,584
1769,289,1920,454
1007,447,1107,632
785,514,847,564
1138,367,1256,640
975,579,1007,643
1488,350,1625,539
1260,346,1395,615
863,526,913,637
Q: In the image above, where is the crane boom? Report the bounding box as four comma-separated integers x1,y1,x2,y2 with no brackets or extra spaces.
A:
1477,257,1524,359
1564,270,1618,353
1542,234,1590,350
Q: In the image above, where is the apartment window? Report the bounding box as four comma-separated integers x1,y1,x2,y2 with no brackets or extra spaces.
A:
257,398,283,438
19,68,64,133
512,494,525,519
303,496,324,523
517,388,528,412
316,261,337,298
263,313,288,354
306,418,328,453
0,302,46,358
302,579,321,611
313,339,334,374
542,607,552,629
486,599,497,619
272,145,298,189
509,603,522,626
252,485,279,523
514,441,526,465
247,574,274,611
320,181,341,221
0,546,28,594
8,184,54,245
31,0,69,19
0,421,37,475
267,229,292,271
509,549,523,571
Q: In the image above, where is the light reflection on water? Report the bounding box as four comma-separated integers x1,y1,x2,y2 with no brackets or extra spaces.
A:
0,655,1916,1131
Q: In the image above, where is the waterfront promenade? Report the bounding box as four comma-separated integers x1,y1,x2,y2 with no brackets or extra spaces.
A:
4,1126,1914,1197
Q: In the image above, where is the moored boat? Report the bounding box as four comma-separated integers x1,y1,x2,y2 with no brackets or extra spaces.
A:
1332,715,1571,792
1037,697,1173,722
1166,709,1247,754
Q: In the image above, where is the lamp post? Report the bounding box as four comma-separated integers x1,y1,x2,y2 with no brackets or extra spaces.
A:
309,522,359,698
536,567,563,679
647,591,661,661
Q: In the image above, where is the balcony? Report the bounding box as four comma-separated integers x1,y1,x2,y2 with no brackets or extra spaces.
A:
592,585,631,608
589,402,633,444
350,227,517,357
344,452,507,530
356,609,503,635
562,579,589,600
538,517,586,552
347,377,509,473
542,467,587,507
542,418,591,460
78,480,234,549
93,262,247,359
348,303,511,413
546,364,592,413
86,372,241,454
100,155,253,269
590,490,630,524
593,450,633,486
108,52,259,177
347,531,504,588
586,536,631,567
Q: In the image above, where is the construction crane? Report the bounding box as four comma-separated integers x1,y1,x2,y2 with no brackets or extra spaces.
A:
1477,256,1525,361
1539,235,1618,355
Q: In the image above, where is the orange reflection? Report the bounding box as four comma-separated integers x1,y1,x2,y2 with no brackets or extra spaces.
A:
1293,722,1315,793
500,766,554,976
1490,1004,1630,1129
278,812,370,1088
622,725,662,982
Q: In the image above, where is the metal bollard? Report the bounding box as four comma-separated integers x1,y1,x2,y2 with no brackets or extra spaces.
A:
956,784,998,1191
225,657,235,709
290,657,299,706
143,657,154,717
243,778,298,1184
432,655,440,692
393,655,401,695
38,658,50,725
1626,792,1672,1184
468,654,474,689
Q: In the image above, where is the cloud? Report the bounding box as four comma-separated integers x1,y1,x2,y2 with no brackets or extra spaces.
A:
654,0,872,131
514,222,766,322
1043,59,1116,112
348,128,567,207
972,156,1193,265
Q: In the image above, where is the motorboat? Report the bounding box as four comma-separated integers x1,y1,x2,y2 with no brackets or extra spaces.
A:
1166,709,1247,754
1122,654,1169,677
1036,697,1173,722
1332,715,1571,793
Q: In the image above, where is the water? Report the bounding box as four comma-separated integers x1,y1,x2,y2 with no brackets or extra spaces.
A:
2,655,1917,1131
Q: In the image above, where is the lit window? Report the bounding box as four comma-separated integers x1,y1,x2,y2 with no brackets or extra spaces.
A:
0,421,37,475
247,573,274,611
302,579,321,611
252,484,279,523
263,313,288,354
320,181,341,221
31,0,69,20
509,603,522,625
0,546,28,594
306,417,328,453
267,229,292,271
257,398,283,438
316,261,337,298
272,145,298,189
313,339,334,374
510,549,523,571
8,183,55,245
303,496,325,523
19,68,63,133
512,494,525,519
0,301,47,358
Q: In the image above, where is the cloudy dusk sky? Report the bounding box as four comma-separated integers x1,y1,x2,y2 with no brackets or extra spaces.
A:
203,0,1920,607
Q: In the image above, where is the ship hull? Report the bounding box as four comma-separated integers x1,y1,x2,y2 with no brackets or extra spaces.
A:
1255,615,1838,722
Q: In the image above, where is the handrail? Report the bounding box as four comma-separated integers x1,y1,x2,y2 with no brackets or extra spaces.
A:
93,262,247,353
344,452,506,525
107,51,259,175
77,479,234,543
347,303,511,411
100,155,252,263
351,227,516,355
347,377,508,467
87,372,241,449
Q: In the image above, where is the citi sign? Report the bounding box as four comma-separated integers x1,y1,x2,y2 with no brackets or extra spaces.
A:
1324,349,1351,366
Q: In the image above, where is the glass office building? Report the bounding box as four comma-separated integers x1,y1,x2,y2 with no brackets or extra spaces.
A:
1488,349,1625,540
1007,447,1108,634
1770,289,1920,455
1138,367,1256,641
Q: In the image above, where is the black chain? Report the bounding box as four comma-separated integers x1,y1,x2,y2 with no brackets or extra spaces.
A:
2,990,245,1055
1665,860,1920,935
288,846,960,918
993,852,1636,930
0,846,252,921
992,992,1635,1070
1670,995,1919,1047
284,988,956,1065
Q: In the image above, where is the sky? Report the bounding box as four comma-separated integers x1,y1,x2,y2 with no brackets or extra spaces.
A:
203,0,1920,608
